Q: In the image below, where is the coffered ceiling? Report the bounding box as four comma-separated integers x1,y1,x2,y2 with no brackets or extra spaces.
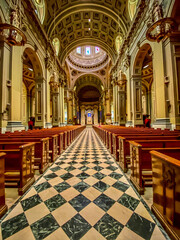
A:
75,74,103,93
43,0,131,64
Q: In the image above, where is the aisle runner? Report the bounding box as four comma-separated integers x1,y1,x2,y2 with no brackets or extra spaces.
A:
0,128,169,240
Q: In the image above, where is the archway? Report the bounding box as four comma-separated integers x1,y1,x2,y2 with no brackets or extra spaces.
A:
73,75,103,125
78,85,101,125
133,44,153,126
22,47,43,128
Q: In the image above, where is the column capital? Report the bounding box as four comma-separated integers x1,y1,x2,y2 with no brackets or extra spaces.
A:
35,77,46,83
130,75,141,81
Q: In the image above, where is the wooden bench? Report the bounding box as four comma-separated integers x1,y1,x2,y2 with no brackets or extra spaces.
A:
129,140,180,194
5,125,86,156
93,125,180,156
0,152,8,218
0,143,35,195
150,150,180,240
0,138,50,174
118,135,180,172
112,130,180,157
4,134,59,163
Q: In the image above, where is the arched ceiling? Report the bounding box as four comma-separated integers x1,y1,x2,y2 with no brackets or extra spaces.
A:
43,0,131,64
74,74,103,94
78,86,101,102
23,48,43,78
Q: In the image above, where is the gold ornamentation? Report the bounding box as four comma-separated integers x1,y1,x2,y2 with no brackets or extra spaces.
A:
146,17,177,43
0,8,27,46
163,166,175,189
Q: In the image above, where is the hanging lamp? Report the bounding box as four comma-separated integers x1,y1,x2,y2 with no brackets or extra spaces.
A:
0,4,27,46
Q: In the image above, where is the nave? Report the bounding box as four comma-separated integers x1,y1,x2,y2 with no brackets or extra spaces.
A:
0,128,169,240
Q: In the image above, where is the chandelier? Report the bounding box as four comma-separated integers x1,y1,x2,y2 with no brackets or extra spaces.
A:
0,7,27,46
146,17,177,43
146,1,177,43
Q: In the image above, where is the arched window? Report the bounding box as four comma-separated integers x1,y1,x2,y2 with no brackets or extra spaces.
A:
52,38,60,56
32,0,45,24
115,35,123,53
128,0,138,21
76,47,81,54
95,47,100,54
86,46,91,55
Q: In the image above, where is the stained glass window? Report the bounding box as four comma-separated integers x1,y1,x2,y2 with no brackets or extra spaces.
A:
86,46,91,55
76,47,81,54
95,47,100,53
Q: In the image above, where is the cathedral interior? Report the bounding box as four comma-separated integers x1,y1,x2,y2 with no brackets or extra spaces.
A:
0,0,180,239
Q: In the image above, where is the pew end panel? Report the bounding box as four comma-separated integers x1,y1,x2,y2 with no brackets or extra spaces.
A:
0,153,8,218
63,131,67,150
59,133,64,154
118,137,128,173
3,143,35,195
106,131,109,149
129,141,144,194
41,138,50,173
109,132,113,154
52,134,59,162
19,143,35,195
151,150,180,240
112,134,119,161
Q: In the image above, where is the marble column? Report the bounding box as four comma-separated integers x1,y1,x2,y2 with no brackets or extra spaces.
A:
118,84,126,126
112,84,116,123
6,45,25,131
152,41,171,129
131,75,143,126
35,77,46,128
126,71,133,127
94,106,98,125
156,37,180,130
81,105,85,125
113,84,118,124
60,84,65,124
105,89,112,124
52,85,60,127
0,41,12,132
67,90,73,125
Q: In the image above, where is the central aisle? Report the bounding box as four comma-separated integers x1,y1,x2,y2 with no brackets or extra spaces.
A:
0,128,169,240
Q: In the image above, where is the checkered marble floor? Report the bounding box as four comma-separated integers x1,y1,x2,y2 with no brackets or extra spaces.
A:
0,127,170,240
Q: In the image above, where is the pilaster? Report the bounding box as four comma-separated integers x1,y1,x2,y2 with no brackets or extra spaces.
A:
0,41,11,132
35,77,46,128
7,45,25,131
131,75,143,126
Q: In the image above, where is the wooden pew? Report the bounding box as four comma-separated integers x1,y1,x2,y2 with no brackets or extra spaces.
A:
129,140,180,194
5,125,85,156
0,143,35,195
4,134,59,163
93,125,180,156
0,126,86,175
0,138,50,174
112,131,180,157
118,135,179,172
150,150,180,240
0,153,8,218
